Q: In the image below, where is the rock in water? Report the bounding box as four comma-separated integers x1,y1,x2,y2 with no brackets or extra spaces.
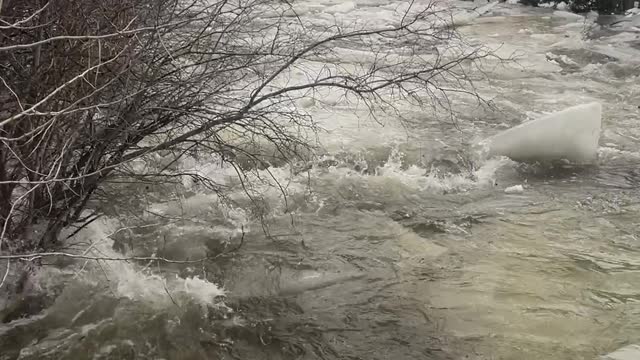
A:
487,102,602,163
601,344,640,360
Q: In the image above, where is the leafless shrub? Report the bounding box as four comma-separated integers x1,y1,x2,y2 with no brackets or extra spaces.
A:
0,0,497,256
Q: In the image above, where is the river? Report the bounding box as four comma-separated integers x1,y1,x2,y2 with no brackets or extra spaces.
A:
1,1,640,359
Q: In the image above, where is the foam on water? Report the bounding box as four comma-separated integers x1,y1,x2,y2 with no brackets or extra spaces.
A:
375,147,506,192
62,219,226,309
598,146,640,161
309,146,509,197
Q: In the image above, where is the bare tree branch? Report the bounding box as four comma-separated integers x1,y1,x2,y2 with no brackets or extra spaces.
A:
0,0,504,257
0,251,211,263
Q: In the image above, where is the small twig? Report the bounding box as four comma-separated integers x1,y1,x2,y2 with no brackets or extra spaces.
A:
73,241,100,278
0,252,211,263
226,224,245,253
158,258,179,308
0,234,248,263
64,214,101,241
0,18,202,52
0,75,24,111
163,281,179,308
0,259,10,289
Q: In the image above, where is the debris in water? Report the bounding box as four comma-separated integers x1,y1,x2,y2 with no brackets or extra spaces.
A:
504,184,524,194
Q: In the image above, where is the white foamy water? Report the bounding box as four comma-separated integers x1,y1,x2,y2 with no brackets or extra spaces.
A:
374,147,508,192
64,219,226,309
5,1,640,359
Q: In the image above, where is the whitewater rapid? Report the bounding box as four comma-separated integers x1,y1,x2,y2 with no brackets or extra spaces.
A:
2,1,640,359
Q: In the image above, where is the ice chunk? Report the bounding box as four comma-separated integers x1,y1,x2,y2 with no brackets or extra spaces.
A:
504,184,524,194
486,102,602,163
601,344,640,360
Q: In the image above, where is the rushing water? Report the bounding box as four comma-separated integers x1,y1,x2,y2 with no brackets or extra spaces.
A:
2,1,640,360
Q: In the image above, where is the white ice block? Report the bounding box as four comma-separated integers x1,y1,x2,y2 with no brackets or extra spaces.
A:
487,102,602,163
601,344,640,360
